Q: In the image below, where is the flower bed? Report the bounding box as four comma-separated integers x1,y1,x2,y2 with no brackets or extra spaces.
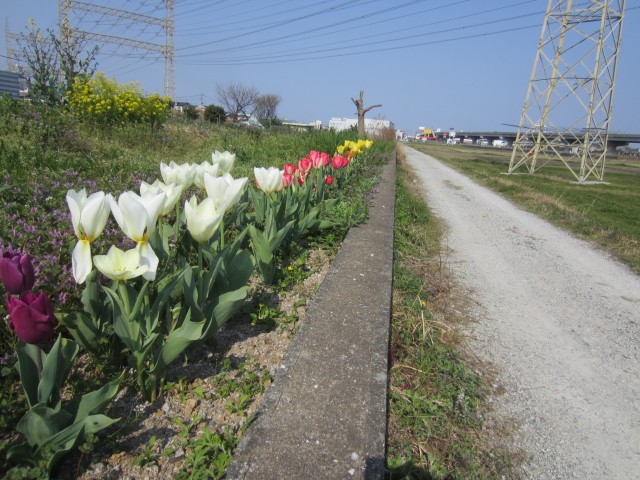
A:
0,134,391,478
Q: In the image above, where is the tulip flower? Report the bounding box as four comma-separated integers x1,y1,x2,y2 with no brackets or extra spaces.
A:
184,196,223,243
332,155,349,169
336,145,346,154
283,163,297,176
203,172,248,212
7,291,55,344
254,167,284,194
160,161,197,189
282,173,294,187
364,139,374,149
298,158,312,173
194,161,220,190
108,191,165,281
66,189,111,284
140,180,184,217
308,150,330,169
211,150,236,174
0,251,35,295
93,246,149,281
325,175,335,185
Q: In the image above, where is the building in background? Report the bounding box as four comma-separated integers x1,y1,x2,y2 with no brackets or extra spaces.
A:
329,117,395,136
0,70,23,99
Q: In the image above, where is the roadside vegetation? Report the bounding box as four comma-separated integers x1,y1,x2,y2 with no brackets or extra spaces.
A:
411,143,640,274
386,148,516,479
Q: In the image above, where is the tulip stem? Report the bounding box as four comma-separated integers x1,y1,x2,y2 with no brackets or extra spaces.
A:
174,203,180,240
36,346,43,381
117,281,130,316
198,244,204,301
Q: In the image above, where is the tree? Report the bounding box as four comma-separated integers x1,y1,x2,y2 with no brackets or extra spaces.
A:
18,19,98,104
204,104,225,123
254,94,281,123
351,90,382,138
215,82,259,121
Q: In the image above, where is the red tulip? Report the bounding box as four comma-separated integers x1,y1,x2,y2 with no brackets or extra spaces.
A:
283,173,294,187
0,252,35,295
6,291,56,345
325,175,334,185
283,163,297,175
298,157,312,173
309,150,330,168
296,173,306,186
332,155,349,169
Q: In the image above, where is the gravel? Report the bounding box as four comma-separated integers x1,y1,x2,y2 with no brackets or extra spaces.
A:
404,146,640,479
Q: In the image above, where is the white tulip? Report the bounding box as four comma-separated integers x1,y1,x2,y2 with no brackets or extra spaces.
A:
108,191,165,280
184,196,223,243
140,180,183,216
254,167,284,194
160,161,196,189
203,172,248,212
66,189,111,284
93,246,149,281
194,161,220,189
211,150,235,174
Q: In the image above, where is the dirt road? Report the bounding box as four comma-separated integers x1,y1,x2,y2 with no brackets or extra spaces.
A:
404,146,640,479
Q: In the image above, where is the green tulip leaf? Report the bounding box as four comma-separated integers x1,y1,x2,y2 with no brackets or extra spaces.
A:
210,286,249,332
38,336,79,408
15,342,42,408
150,313,204,375
58,311,104,356
16,403,73,446
226,250,253,291
37,413,119,474
103,286,140,352
62,377,120,423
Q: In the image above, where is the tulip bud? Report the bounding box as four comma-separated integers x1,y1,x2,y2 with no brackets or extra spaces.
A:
0,252,35,295
283,164,297,176
6,291,55,344
298,158,312,173
332,155,349,169
325,175,334,185
282,173,294,187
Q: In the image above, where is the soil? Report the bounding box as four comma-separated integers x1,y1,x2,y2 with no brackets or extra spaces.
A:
404,146,640,479
56,247,334,480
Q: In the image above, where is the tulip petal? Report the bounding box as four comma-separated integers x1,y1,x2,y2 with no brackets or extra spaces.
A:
66,189,86,239
72,240,92,284
137,242,158,281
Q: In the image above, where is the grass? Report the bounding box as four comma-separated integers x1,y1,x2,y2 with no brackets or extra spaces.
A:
410,143,640,274
386,149,516,479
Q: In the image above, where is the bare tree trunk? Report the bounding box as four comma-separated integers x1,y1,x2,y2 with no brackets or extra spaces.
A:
351,90,382,138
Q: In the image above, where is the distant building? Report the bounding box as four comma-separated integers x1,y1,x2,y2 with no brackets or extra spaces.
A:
0,70,22,99
329,117,395,136
282,120,323,132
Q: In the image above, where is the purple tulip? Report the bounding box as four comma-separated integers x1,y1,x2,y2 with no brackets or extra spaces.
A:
0,251,35,295
6,291,56,345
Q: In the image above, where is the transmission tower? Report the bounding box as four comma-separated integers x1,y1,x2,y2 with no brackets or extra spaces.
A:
508,0,626,183
58,0,175,99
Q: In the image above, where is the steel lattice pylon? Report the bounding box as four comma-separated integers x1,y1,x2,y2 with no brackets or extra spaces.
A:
58,0,175,99
508,0,626,183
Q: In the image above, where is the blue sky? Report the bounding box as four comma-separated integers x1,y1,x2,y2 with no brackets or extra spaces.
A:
1,0,638,135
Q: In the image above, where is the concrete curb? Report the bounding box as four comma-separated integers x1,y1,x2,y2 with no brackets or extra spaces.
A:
226,150,396,480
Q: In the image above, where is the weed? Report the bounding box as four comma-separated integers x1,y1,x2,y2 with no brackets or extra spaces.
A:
133,435,159,467
386,151,515,478
174,427,238,480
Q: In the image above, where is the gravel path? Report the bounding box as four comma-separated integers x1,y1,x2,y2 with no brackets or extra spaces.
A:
404,146,640,479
